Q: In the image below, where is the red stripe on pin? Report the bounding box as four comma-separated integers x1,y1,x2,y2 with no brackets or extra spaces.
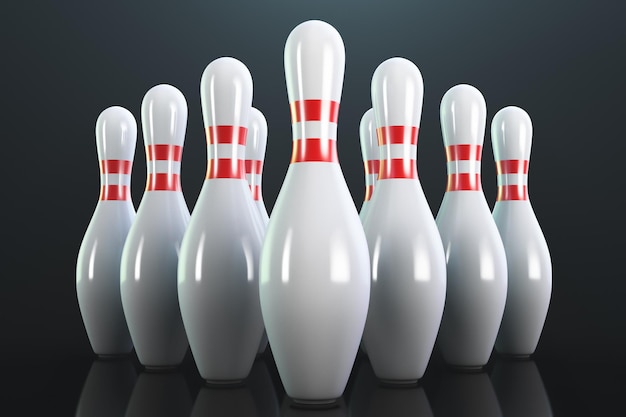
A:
377,126,418,145
446,145,482,161
146,173,181,191
291,139,338,163
290,100,339,123
207,158,246,179
498,185,528,201
146,145,183,162
446,173,481,191
245,160,263,175
365,160,380,177
99,185,130,200
251,185,261,201
496,159,529,175
378,158,417,179
206,126,248,145
100,160,131,174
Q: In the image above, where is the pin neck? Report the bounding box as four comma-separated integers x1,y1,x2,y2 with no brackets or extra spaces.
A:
363,159,379,201
245,159,264,202
205,126,248,179
145,144,182,191
290,99,339,164
496,159,529,201
99,159,132,200
445,144,482,192
377,126,418,180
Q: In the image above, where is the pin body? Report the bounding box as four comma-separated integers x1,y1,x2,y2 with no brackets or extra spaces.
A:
120,84,190,369
435,84,507,369
76,106,136,357
245,107,271,356
177,57,264,383
362,57,446,383
259,20,370,404
491,106,552,357
358,108,378,224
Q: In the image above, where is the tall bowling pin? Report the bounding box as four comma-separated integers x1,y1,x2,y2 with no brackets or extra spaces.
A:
358,108,378,223
177,57,264,383
76,106,136,357
491,106,552,357
120,84,190,369
245,106,271,356
435,84,508,369
362,57,447,383
259,20,371,404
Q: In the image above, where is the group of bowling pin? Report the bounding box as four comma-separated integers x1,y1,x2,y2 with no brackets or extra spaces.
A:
76,19,552,406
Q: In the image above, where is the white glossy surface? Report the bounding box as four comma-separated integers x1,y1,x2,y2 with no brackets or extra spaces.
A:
362,57,446,383
178,57,264,383
120,84,190,368
76,106,136,356
492,106,552,356
358,108,377,222
247,107,270,356
435,84,508,368
259,19,370,404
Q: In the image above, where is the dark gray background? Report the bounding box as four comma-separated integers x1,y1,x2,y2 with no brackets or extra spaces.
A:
3,0,624,374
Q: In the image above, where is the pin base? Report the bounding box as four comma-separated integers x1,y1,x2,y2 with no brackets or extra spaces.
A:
446,364,485,373
143,364,179,372
204,379,245,388
289,398,339,409
378,378,419,387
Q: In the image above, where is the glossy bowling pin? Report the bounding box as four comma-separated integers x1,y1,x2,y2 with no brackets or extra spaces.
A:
177,57,264,384
120,84,191,369
245,106,271,356
259,20,371,404
435,84,508,369
362,57,447,383
358,108,378,223
491,106,552,357
77,106,136,357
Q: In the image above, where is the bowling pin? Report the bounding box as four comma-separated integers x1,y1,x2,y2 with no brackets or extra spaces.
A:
259,20,371,404
76,106,136,357
177,57,264,384
491,106,552,357
120,84,190,369
245,107,271,357
435,84,508,369
362,57,447,383
358,108,378,223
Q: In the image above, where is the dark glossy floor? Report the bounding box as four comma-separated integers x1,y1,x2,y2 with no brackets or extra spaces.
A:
2,348,624,416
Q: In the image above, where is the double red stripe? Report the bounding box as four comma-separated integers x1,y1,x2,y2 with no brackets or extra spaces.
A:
290,100,339,123
99,185,130,201
447,173,481,191
364,160,380,177
206,126,248,145
377,126,418,145
100,160,131,174
446,144,482,161
498,185,528,201
291,139,338,163
496,159,529,175
245,160,263,175
206,159,245,179
379,159,417,180
146,144,182,161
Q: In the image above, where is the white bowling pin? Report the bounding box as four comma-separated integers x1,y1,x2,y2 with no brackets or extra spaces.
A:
358,108,378,223
120,84,191,369
491,106,552,357
259,20,371,404
76,106,136,357
177,57,264,384
435,84,508,369
362,57,447,383
245,106,271,356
